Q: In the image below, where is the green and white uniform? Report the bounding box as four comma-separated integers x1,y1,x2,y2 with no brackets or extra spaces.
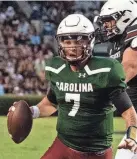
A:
45,56,126,152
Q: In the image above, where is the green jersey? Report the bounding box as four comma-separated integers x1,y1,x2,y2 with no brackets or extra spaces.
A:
45,56,126,152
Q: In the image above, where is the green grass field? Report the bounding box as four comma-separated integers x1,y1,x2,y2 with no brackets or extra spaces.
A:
0,117,126,159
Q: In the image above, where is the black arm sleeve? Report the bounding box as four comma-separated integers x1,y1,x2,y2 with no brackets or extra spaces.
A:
109,88,133,115
47,87,58,105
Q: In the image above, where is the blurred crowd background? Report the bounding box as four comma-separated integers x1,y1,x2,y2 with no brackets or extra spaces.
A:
0,1,104,96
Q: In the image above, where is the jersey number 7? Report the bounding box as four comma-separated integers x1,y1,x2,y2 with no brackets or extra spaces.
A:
65,93,80,117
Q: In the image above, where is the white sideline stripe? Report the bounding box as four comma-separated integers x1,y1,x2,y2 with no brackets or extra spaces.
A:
84,65,111,75
45,64,66,74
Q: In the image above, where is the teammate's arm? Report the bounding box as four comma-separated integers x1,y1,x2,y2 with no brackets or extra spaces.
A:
118,106,137,152
110,88,137,128
122,47,137,83
110,88,137,152
121,106,137,129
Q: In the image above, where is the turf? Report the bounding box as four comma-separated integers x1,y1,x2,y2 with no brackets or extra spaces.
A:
0,117,125,159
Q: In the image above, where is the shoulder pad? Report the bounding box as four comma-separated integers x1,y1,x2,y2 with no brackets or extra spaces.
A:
45,56,66,75
131,37,137,49
46,56,65,67
125,24,137,44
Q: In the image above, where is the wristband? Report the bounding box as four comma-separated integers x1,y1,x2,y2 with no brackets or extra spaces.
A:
127,126,137,143
31,106,40,119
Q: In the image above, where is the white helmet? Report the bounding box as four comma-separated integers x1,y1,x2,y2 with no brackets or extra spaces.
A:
56,14,95,65
98,0,137,39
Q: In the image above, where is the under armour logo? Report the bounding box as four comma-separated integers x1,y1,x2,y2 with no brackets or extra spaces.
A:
78,73,86,78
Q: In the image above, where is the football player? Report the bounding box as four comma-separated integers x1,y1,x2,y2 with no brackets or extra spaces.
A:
10,14,137,159
94,0,137,158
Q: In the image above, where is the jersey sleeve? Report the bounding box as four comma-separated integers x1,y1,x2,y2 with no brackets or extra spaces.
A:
45,59,52,81
46,86,58,105
107,60,126,88
45,58,58,105
45,70,50,81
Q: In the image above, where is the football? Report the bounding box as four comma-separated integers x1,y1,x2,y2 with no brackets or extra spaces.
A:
7,100,33,144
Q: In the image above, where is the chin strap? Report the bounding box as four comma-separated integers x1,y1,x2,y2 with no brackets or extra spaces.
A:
69,55,91,69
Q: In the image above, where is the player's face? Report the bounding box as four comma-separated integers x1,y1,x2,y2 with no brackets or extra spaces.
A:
103,19,116,34
60,39,89,61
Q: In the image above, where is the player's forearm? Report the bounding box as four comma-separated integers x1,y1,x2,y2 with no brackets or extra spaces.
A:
123,65,137,83
121,106,137,128
125,68,136,83
32,96,57,118
122,61,137,83
38,104,57,117
122,47,137,83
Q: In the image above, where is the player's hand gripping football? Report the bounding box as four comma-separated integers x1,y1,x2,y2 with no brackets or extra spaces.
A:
7,102,17,116
118,138,137,154
7,102,33,116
